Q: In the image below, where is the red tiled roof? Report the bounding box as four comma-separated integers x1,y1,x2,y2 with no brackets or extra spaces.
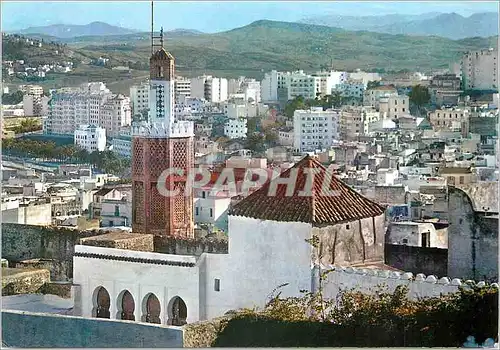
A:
230,155,385,226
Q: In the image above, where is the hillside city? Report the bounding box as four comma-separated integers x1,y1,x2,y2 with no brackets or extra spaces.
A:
1,4,499,348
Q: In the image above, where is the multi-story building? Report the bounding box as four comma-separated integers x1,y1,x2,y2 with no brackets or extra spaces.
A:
261,70,279,103
461,48,498,91
174,76,191,101
379,94,410,119
428,74,462,107
190,75,228,102
428,108,470,136
44,83,115,136
74,124,106,153
335,78,365,99
20,84,44,95
100,94,132,138
23,94,49,117
293,107,340,152
340,106,364,141
278,127,294,147
224,118,247,139
363,85,398,109
129,82,150,120
348,71,381,87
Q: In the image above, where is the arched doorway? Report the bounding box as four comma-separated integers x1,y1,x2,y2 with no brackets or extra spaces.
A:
117,290,135,321
167,296,187,326
93,286,110,319
142,293,161,324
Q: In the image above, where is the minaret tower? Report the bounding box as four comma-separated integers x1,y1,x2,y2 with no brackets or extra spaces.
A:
131,1,194,238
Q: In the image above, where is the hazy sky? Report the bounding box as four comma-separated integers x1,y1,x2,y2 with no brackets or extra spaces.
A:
2,1,499,33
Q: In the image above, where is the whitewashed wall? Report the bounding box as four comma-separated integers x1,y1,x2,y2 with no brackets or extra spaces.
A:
73,245,200,324
226,216,313,311
319,266,496,302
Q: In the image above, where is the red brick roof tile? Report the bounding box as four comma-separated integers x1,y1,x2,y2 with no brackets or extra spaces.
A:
230,155,385,226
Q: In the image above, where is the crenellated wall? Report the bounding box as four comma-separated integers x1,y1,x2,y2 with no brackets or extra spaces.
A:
318,265,498,302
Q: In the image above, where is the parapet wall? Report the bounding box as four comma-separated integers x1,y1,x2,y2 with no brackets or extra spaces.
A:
319,265,498,302
1,311,183,348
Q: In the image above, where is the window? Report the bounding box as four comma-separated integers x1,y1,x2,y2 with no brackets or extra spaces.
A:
195,207,199,216
402,239,408,244
346,224,350,229
202,191,206,199
214,279,220,291
114,205,120,216
459,218,463,225
210,208,213,217
459,176,465,184
109,220,114,227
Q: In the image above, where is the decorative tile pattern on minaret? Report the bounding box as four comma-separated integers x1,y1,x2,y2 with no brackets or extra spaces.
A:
131,14,194,238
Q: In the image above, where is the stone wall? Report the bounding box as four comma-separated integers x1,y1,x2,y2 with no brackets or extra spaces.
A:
384,244,448,277
80,233,154,252
447,187,499,280
154,236,228,255
2,268,50,296
1,223,101,281
1,311,184,348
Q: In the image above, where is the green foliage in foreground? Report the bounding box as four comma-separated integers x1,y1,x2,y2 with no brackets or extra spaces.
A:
212,284,498,347
2,138,130,175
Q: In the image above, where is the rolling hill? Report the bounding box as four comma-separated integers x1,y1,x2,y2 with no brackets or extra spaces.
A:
301,12,499,40
16,21,139,38
3,20,498,91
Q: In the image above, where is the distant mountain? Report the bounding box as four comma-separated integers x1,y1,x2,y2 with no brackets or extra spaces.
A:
300,12,498,39
372,12,499,39
299,12,442,31
15,21,139,38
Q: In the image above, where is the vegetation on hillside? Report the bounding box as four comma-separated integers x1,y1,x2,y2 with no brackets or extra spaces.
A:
4,21,498,87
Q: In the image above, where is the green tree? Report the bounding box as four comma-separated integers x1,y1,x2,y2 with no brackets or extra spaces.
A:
367,80,381,89
2,90,24,105
409,85,431,116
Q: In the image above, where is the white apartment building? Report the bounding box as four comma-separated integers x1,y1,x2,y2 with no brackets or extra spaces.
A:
335,79,365,99
362,108,381,135
314,70,348,96
23,94,49,117
129,82,150,119
194,190,231,230
293,107,340,152
190,75,228,102
224,118,247,139
278,127,294,147
363,85,398,109
348,71,381,87
379,94,410,119
261,70,347,103
44,83,130,136
100,94,132,138
243,80,261,103
261,70,279,103
174,77,191,101
461,48,498,91
20,84,44,95
74,125,106,153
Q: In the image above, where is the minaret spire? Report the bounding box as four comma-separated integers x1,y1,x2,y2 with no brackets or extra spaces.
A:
160,26,164,48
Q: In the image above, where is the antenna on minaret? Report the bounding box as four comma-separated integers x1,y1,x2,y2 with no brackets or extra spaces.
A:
160,27,164,47
151,0,154,54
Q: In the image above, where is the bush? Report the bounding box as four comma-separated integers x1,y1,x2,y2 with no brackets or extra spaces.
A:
212,284,498,347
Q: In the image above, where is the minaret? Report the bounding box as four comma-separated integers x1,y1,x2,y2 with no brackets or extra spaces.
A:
149,27,175,132
131,1,194,238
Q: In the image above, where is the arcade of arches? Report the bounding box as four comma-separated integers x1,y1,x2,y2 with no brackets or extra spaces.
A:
92,286,187,326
